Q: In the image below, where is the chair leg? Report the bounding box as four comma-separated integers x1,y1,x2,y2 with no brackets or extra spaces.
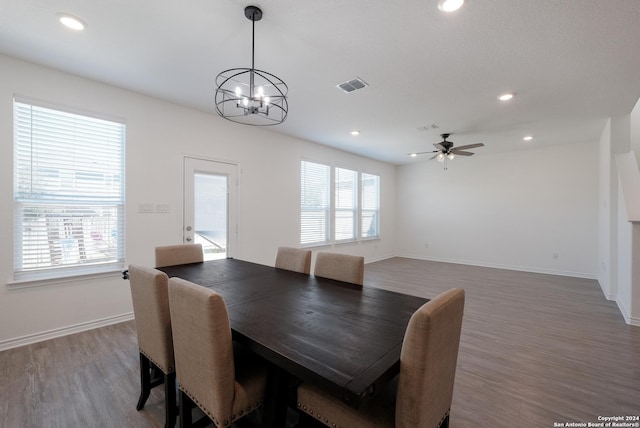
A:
164,372,177,428
440,414,450,428
136,353,152,410
179,390,194,428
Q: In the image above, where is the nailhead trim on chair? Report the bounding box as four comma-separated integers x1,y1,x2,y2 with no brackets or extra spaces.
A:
297,402,343,428
140,348,174,374
180,386,263,427
297,402,451,428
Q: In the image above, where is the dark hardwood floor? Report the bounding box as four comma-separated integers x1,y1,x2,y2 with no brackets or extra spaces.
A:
1,257,639,427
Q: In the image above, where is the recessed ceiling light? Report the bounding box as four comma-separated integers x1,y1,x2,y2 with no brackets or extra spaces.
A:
498,93,514,101
57,13,87,31
350,130,360,136
409,153,418,157
523,135,534,141
438,0,465,12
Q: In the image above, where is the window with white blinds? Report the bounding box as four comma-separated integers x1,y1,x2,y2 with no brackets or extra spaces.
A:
13,99,126,281
301,160,380,246
300,160,330,245
335,167,357,241
361,172,380,238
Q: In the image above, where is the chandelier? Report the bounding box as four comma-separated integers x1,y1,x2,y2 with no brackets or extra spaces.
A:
215,6,288,126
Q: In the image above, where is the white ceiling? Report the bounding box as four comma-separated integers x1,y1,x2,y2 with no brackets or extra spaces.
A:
1,0,639,165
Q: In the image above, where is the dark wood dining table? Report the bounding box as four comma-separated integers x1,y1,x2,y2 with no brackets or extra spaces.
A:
158,258,428,428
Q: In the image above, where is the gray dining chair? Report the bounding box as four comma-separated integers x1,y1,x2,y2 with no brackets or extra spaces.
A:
313,252,364,285
296,288,466,428
128,264,177,428
275,246,312,274
155,244,203,268
167,277,268,428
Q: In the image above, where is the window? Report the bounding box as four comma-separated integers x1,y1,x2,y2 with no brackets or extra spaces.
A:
300,160,330,246
300,160,379,246
335,168,357,241
13,98,126,281
361,173,380,238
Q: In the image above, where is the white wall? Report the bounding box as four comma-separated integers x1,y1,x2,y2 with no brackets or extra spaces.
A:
598,119,613,297
0,54,396,348
395,142,599,278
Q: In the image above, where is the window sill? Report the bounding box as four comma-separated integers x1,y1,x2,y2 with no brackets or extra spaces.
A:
301,237,381,249
7,266,124,290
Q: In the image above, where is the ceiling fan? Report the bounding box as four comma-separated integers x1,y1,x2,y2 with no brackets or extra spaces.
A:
410,133,485,166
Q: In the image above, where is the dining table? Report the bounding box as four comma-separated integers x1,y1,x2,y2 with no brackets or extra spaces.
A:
158,257,428,428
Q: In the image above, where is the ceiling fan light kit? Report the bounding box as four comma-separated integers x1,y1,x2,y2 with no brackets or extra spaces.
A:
215,5,288,126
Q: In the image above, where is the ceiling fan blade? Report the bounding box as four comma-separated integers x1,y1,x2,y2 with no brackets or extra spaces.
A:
451,150,474,156
453,143,484,151
428,154,438,160
433,143,446,151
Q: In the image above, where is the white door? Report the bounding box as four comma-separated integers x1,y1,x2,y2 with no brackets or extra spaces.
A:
183,157,238,260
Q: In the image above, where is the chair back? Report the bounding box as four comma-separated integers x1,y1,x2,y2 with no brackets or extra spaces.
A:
128,265,174,374
155,244,203,267
168,277,236,421
275,247,312,274
314,252,364,285
396,288,465,428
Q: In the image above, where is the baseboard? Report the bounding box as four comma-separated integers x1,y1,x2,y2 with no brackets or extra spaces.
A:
395,253,598,280
615,297,632,325
596,278,616,300
0,312,134,352
364,254,395,264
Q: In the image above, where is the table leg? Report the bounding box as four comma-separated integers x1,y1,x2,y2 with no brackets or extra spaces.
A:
261,364,290,428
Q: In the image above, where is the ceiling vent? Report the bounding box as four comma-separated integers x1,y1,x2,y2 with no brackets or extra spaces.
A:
336,77,369,93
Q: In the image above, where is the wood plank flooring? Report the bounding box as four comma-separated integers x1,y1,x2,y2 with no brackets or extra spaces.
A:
1,257,639,427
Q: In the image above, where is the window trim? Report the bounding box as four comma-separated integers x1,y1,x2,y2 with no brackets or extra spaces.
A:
300,158,380,248
12,96,126,283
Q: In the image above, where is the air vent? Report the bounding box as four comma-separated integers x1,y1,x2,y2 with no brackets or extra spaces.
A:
336,77,369,93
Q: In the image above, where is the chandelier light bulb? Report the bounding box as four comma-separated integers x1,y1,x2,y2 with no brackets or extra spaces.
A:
235,86,242,97
243,97,249,107
264,96,270,105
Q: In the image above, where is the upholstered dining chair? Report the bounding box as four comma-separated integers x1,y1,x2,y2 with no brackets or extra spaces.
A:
155,244,203,268
275,246,312,274
313,252,365,285
297,288,466,428
128,265,177,428
167,277,268,428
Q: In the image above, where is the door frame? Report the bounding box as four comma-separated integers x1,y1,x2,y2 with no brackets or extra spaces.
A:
183,156,239,258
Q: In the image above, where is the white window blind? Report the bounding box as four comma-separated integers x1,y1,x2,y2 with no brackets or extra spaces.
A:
335,167,357,241
361,172,380,238
300,160,330,245
13,99,126,281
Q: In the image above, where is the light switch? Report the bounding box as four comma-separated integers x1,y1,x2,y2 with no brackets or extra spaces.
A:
138,203,154,213
155,203,170,213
